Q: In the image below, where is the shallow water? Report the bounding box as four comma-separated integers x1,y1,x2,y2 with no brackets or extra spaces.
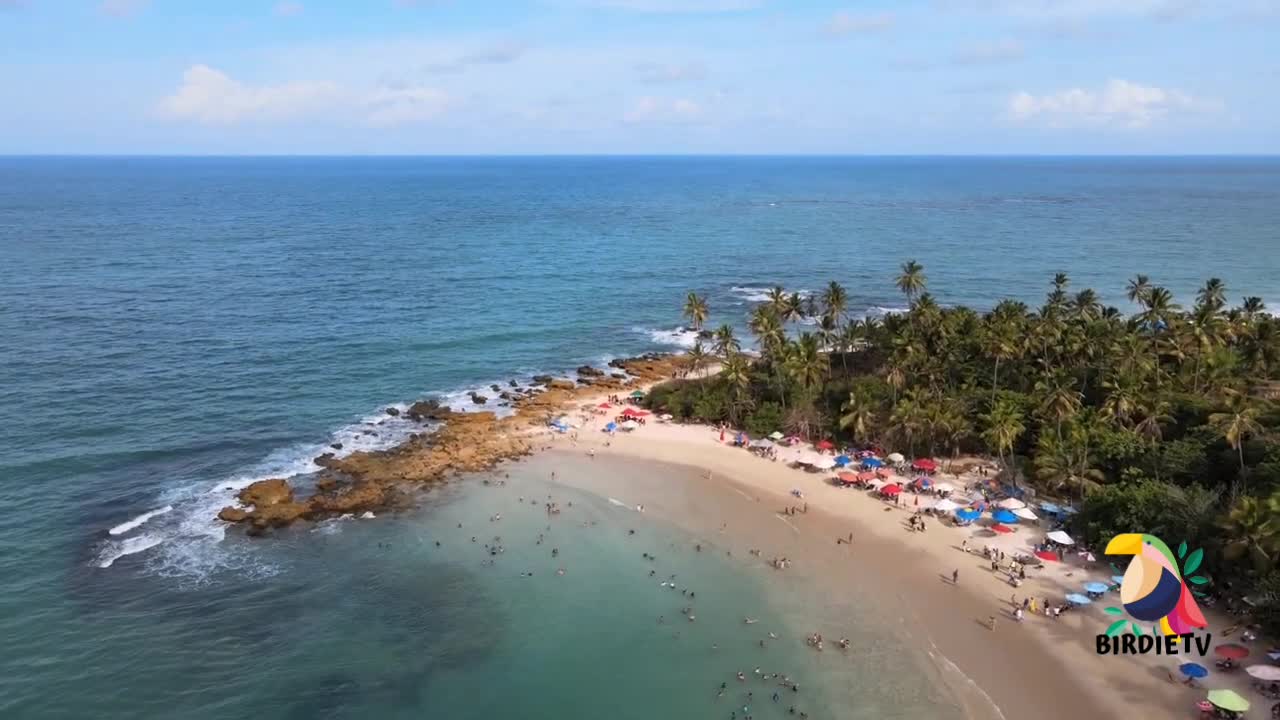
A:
2,156,1278,717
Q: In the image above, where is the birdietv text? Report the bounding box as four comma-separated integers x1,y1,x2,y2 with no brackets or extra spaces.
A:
1096,632,1211,656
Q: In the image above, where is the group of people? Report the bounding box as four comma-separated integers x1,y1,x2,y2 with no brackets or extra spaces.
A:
907,512,928,532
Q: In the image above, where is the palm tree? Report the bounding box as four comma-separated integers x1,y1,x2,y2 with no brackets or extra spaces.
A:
1210,397,1263,476
1126,274,1152,306
1070,288,1101,321
981,400,1025,477
711,324,740,358
822,281,848,323
1035,372,1083,439
1219,494,1280,574
839,389,878,445
682,292,709,332
686,340,710,379
721,351,753,424
889,395,925,456
1241,296,1267,322
983,319,1020,403
895,260,926,305
782,292,805,326
1197,278,1227,312
749,306,785,359
1033,432,1104,499
786,333,827,399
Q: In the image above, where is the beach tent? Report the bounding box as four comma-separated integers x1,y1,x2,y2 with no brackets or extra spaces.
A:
1180,662,1209,679
604,422,618,432
619,420,639,431
1207,689,1250,713
833,455,852,467
912,458,938,472
881,484,902,496
810,456,837,470
1083,582,1110,594
769,431,785,440
933,499,961,513
861,457,884,469
1246,665,1280,681
1064,593,1092,605
1047,530,1074,545
620,407,649,417
1012,507,1038,521
629,390,646,398
990,523,1014,534
996,498,1026,510
816,440,835,451
955,508,981,522
933,482,955,494
991,509,1019,524
887,452,905,464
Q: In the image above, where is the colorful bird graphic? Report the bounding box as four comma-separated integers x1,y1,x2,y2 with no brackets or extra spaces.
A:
1105,533,1207,635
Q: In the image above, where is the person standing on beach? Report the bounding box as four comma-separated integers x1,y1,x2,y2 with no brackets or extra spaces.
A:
952,569,959,584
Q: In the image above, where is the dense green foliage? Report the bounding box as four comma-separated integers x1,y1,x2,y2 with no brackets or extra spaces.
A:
655,267,1280,625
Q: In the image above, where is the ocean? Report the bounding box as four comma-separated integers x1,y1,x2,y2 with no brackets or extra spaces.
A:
1,156,1278,718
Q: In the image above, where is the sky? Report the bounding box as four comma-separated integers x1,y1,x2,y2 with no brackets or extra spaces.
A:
1,0,1277,154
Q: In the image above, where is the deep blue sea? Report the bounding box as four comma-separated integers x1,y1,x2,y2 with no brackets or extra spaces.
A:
1,156,1278,719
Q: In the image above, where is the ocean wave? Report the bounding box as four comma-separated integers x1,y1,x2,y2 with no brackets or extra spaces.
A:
94,534,165,568
729,286,813,303
108,505,173,536
640,326,700,349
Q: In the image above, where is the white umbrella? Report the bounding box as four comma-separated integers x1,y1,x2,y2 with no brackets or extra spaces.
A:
1012,507,1038,520
997,498,1027,510
769,431,785,440
1246,665,1280,681
1047,530,1074,545
865,479,886,491
933,482,955,494
810,456,837,470
887,452,905,464
619,420,639,431
933,498,961,512
749,438,775,449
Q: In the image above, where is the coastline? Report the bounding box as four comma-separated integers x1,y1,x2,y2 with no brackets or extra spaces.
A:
549,418,1225,720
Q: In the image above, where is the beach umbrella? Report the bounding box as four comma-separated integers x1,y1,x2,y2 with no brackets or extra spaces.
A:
991,509,1019,524
861,458,884,469
933,499,961,513
629,390,645,398
865,478,886,491
914,476,933,489
933,482,955,494
1246,665,1280,681
1046,530,1074,545
619,420,639,431
1215,644,1249,660
1111,575,1125,585
769,431,785,440
836,472,858,485
955,508,981,522
990,523,1014,534
1083,582,1110,594
1064,593,1092,605
1034,550,1058,562
1012,507,1038,521
881,483,902,496
1079,551,1097,563
996,498,1026,510
1180,662,1209,679
912,458,938,472
887,452,905,463
604,422,617,432
1038,501,1062,514
810,456,837,470
1207,689,1250,713
816,440,835,451
834,454,852,466
597,402,611,409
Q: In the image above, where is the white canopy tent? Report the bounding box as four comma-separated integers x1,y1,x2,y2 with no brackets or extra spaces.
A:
1047,530,1075,545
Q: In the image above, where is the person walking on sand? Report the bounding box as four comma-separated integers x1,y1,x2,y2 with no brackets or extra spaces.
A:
952,569,959,585
988,615,997,630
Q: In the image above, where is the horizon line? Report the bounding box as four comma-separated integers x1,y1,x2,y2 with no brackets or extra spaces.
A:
2,152,1278,159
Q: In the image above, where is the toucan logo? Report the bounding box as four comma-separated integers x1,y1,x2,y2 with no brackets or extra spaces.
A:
1095,533,1212,656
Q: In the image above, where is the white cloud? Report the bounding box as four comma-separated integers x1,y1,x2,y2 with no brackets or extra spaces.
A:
634,61,706,84
823,10,894,35
577,0,762,12
420,42,527,74
1008,78,1217,128
158,65,341,124
274,1,304,17
952,39,1024,64
100,0,148,17
363,86,453,127
624,96,703,123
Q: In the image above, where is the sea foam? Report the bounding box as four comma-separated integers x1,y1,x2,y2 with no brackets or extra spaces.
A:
108,505,173,536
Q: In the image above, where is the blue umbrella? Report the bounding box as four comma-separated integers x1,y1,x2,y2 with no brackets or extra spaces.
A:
1111,575,1125,585
1038,501,1062,514
834,455,852,467
955,508,981,522
861,458,884,468
1064,593,1092,605
1180,662,1209,679
915,477,933,488
991,509,1019,524
1061,506,1078,515
604,422,617,432
1084,582,1110,594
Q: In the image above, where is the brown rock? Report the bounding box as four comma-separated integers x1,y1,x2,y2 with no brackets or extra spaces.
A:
315,476,339,493
314,452,338,468
237,478,293,508
577,365,604,377
217,506,249,523
405,398,442,421
386,407,401,417
548,379,576,390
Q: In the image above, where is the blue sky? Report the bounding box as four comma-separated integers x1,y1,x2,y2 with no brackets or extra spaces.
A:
1,0,1277,154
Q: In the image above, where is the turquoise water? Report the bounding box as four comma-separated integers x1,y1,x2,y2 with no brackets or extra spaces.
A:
1,156,1279,718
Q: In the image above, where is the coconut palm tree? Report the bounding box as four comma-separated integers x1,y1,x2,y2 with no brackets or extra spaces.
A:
822,281,848,323
786,333,827,399
1241,296,1267,322
686,340,710,379
839,389,878,445
749,306,785,359
1126,274,1152,306
1033,432,1104,499
712,324,740,358
782,292,805,326
982,319,1020,403
1035,372,1083,439
895,260,926,305
981,400,1025,477
682,292,709,332
1210,396,1264,476
1197,278,1227,313
1219,494,1280,574
721,351,753,424
1070,288,1102,321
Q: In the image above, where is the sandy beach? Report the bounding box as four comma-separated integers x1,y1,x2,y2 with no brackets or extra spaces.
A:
534,407,1260,720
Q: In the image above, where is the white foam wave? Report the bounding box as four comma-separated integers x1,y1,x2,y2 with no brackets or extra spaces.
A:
108,505,173,536
94,534,165,568
641,326,700,349
730,286,775,302
607,497,629,508
855,305,910,320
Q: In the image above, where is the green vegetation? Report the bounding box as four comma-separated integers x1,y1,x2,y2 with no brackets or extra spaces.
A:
647,263,1280,625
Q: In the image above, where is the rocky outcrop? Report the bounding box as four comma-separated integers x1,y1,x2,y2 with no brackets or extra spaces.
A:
385,407,401,417
577,365,604,377
611,373,628,380
469,392,488,405
532,375,554,385
329,442,343,450
218,353,688,536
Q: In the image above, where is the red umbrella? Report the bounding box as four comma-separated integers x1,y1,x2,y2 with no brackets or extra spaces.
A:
620,407,650,417
881,484,902,496
816,440,835,451
1216,644,1249,660
1034,550,1058,562
991,523,1013,534
597,402,611,409
875,468,891,479
837,472,858,484
856,471,876,482
912,458,938,472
